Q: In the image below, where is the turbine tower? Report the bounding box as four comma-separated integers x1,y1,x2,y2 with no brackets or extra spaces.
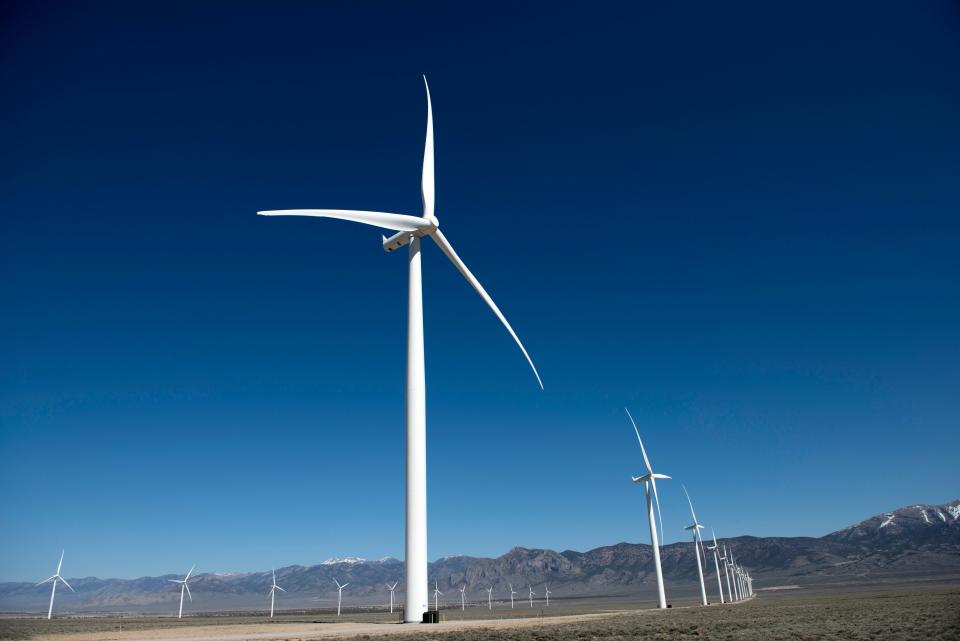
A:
459,584,466,611
258,76,542,624
509,583,517,609
544,584,551,607
528,585,536,608
387,582,399,614
706,530,725,604
720,543,733,603
334,579,348,616
625,409,670,609
681,485,709,606
433,580,443,612
485,586,493,610
268,569,285,618
168,565,195,619
37,550,74,620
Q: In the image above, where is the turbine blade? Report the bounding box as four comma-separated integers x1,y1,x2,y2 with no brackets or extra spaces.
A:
650,476,665,548
184,582,192,601
59,577,75,592
185,565,195,581
421,76,434,219
430,229,543,389
37,576,56,585
258,209,433,233
624,409,654,474
57,550,64,575
342,583,349,588
682,484,699,524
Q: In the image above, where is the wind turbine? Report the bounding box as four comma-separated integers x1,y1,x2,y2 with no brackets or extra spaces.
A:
168,565,195,619
258,76,542,624
681,485,709,606
334,579,348,616
268,568,286,618
433,580,443,612
544,584,551,607
485,586,493,610
509,583,517,609
459,584,466,611
528,585,535,608
729,551,741,601
720,543,733,603
37,550,74,620
387,582,399,614
625,408,670,609
706,530,724,604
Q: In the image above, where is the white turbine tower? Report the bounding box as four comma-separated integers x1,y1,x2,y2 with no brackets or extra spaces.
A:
37,550,74,620
706,530,724,604
259,77,542,624
729,551,741,601
387,582,399,614
168,565,195,619
433,581,443,612
268,569,285,618
681,486,709,606
485,586,493,610
334,579,348,616
720,543,733,603
544,584,551,607
459,585,466,611
528,585,535,608
509,583,517,609
625,408,670,609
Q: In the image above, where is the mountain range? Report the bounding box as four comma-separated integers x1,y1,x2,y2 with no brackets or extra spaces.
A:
1,499,957,614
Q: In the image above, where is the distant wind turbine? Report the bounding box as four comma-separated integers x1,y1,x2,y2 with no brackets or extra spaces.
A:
626,408,670,609
459,584,466,611
509,583,517,609
544,584,551,607
485,586,493,610
334,579,348,616
528,585,536,608
720,543,733,603
681,485,709,606
433,580,443,612
268,569,285,618
387,582,399,614
37,550,74,620
168,565,195,619
258,76,543,624
706,530,725,604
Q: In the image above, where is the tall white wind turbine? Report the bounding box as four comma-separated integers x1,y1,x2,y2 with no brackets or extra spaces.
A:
459,584,466,611
528,585,535,608
544,584,551,607
387,582,399,614
728,551,741,601
268,569,285,618
625,409,670,609
681,485,709,606
433,581,443,612
334,579,348,616
706,530,724,604
168,565,195,619
258,77,542,624
37,550,74,620
485,586,493,610
509,583,517,609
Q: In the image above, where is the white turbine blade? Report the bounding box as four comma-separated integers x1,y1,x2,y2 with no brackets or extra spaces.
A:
652,473,671,479
334,579,341,589
258,209,433,233
184,582,192,601
430,229,543,389
421,76,434,219
168,579,181,583
272,568,276,583
682,484,699,524
37,575,56,585
275,586,286,593
56,550,64,575
712,528,719,547
624,408,653,475
650,476,665,547
59,577,75,592
342,583,349,588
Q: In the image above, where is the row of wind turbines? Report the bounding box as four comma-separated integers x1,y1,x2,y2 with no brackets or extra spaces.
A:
430,581,552,612
626,408,754,608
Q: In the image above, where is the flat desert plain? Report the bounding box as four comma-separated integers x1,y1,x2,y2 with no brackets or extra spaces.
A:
2,588,958,641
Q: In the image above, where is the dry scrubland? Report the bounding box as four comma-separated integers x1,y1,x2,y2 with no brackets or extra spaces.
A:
1,589,958,641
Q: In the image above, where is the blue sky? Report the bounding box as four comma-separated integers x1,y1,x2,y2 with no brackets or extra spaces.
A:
1,1,958,581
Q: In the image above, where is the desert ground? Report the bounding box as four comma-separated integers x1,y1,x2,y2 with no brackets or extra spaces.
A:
2,586,959,641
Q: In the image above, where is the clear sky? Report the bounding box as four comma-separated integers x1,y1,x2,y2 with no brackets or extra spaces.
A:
1,1,958,581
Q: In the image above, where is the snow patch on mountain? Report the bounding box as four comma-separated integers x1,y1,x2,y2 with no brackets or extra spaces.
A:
948,505,960,521
879,514,895,529
936,510,947,522
321,557,366,566
920,509,931,524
